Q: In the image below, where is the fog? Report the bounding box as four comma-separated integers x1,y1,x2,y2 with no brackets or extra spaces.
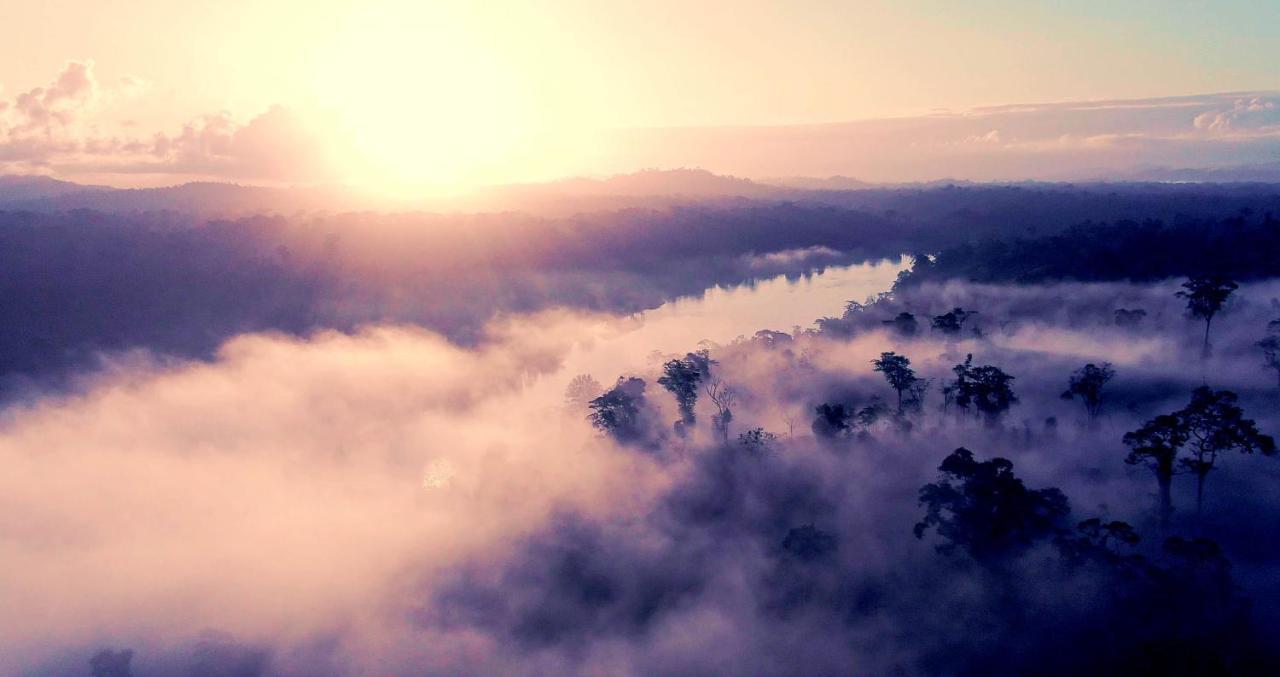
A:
6,268,1280,674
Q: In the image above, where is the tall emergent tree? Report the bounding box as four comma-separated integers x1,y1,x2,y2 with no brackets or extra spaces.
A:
1123,414,1189,529
1061,362,1115,427
872,351,919,413
1176,276,1237,358
705,378,736,442
657,350,714,435
1125,386,1275,523
1177,386,1275,514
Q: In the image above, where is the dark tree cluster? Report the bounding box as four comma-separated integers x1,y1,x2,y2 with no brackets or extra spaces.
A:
930,307,977,338
895,213,1280,288
944,354,1018,426
588,377,652,444
915,447,1071,561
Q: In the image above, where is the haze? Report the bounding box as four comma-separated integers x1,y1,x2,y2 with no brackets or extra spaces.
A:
2,1,1278,195
6,3,1280,676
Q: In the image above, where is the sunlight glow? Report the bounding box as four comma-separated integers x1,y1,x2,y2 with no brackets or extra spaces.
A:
308,3,540,193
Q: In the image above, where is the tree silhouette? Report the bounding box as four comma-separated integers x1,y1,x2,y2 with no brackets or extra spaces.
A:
883,311,919,337
1061,362,1115,427
1054,518,1141,568
1176,387,1275,515
872,351,918,413
738,427,778,452
812,403,851,438
588,377,649,443
904,376,933,413
1124,414,1189,530
915,447,1070,562
852,399,888,437
931,307,976,338
1176,277,1237,358
705,378,735,442
949,354,1018,427
657,351,713,435
751,329,793,350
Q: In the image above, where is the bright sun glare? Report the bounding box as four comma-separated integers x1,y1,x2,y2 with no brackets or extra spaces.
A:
309,4,539,194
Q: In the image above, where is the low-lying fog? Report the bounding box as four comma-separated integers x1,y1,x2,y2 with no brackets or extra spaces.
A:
7,269,1280,675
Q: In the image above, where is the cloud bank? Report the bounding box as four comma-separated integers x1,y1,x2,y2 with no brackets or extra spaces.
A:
6,276,1280,674
0,62,344,183
609,92,1280,183
7,61,1280,187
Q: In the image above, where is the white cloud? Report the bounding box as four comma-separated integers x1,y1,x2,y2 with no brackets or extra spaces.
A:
0,62,346,183
1193,96,1280,134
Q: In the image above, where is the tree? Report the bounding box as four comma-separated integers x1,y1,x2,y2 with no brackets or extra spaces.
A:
564,374,603,409
812,403,851,438
1176,387,1275,514
949,354,1018,427
1176,277,1237,358
1124,414,1189,530
852,399,888,437
842,300,867,319
1061,362,1115,427
751,329,793,350
1054,518,1141,568
657,351,713,434
738,427,779,453
931,307,975,337
915,448,1070,562
883,311,919,337
904,377,933,413
705,378,736,442
872,351,918,413
588,377,649,443
1258,322,1280,387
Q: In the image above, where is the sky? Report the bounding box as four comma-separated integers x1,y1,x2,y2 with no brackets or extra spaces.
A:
1,0,1278,193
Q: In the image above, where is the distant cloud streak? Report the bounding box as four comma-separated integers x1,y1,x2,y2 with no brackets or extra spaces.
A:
608,92,1280,183
4,61,1280,186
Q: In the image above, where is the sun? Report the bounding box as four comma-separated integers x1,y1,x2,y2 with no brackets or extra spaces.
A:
306,3,538,194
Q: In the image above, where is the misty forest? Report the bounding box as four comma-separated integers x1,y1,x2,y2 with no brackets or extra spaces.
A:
10,3,1280,672
3,176,1280,676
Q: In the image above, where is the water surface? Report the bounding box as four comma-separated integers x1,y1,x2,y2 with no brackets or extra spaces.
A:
554,259,905,387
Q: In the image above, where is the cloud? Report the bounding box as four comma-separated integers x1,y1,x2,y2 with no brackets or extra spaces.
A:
0,62,345,184
607,91,1280,182
143,105,346,182
0,60,103,165
1193,96,1280,134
